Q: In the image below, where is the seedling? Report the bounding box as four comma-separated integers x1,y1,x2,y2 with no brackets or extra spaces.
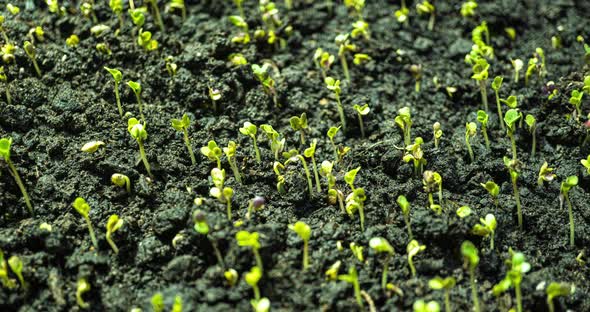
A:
525,55,539,86
273,161,286,194
471,58,489,112
504,109,521,161
109,0,124,31
165,56,177,78
560,176,578,247
209,168,234,220
492,250,531,312
491,76,505,130
465,122,477,162
335,33,356,82
325,77,347,132
395,106,412,146
193,210,225,265
480,181,499,213
104,67,124,117
344,166,361,191
327,126,341,162
289,221,311,270
246,196,265,220
369,237,394,288
397,195,413,239
476,111,490,150
260,124,285,160
171,113,196,165
0,67,10,105
351,20,370,41
413,300,440,312
284,149,314,196
1,43,16,64
407,240,425,277
228,15,250,45
7,256,24,289
353,53,371,67
320,160,345,214
236,231,263,271
0,249,16,289
81,2,98,23
472,214,497,250
456,206,472,218
126,81,146,123
105,214,123,254
525,114,536,157
240,122,261,163
224,268,238,287
72,197,99,250
200,140,222,169
409,64,422,93
127,118,153,179
546,282,575,312
0,15,11,44
569,90,583,119
504,157,523,230
96,43,112,56
325,260,341,281
304,139,322,193
461,241,480,312
208,86,222,111
537,162,556,186
290,113,308,145
395,0,409,24
423,171,443,214
416,1,436,31
252,63,279,107
428,276,456,312
460,0,477,17
76,278,90,309
313,48,334,80
23,41,41,77
111,173,131,192
349,242,364,262
251,297,270,312
432,122,442,148
338,266,363,308
346,188,366,231
353,104,370,138
0,137,33,214
403,137,426,176
223,141,242,184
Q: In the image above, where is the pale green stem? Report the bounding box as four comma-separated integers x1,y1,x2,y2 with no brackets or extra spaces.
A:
565,192,575,247
495,90,505,131
531,128,536,158
466,135,474,162
479,80,488,112
512,176,522,230
253,248,263,273
381,255,390,289
482,125,490,150
516,283,522,312
311,156,321,193
85,216,99,250
252,136,261,163
229,158,242,184
106,234,119,254
470,266,480,312
335,93,347,132
403,214,413,240
358,113,365,138
183,129,196,165
340,54,350,83
150,0,165,32
138,140,153,179
114,81,123,117
134,93,145,124
7,159,33,215
302,240,309,270
444,289,451,312
227,199,232,221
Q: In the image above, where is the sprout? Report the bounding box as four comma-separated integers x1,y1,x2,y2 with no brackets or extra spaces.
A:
504,109,521,161
224,268,239,287
537,162,556,187
525,114,537,158
349,242,364,262
273,161,286,194
320,160,345,214
0,249,16,289
432,122,442,148
406,240,425,277
560,176,578,247
111,173,131,193
413,300,440,312
304,139,322,193
456,206,472,218
165,56,177,78
0,137,33,214
313,48,334,80
0,66,10,105
193,210,225,265
511,59,524,83
460,0,477,17
72,197,99,250
96,42,112,56
394,1,409,24
284,149,314,196
1,43,16,64
23,41,41,77
403,137,426,177
525,55,538,86
171,113,197,165
423,171,443,214
465,122,477,162
236,231,263,271
129,8,145,30
461,241,480,312
172,295,183,312
289,221,312,271
151,292,164,312
245,266,262,300
80,141,105,154
546,282,575,312
338,266,363,308
208,86,222,111
480,181,499,213
252,63,279,107
290,113,308,145
327,126,341,162
325,77,347,132
344,166,361,191
200,140,222,169
251,298,270,312
395,107,412,146
239,122,261,163
581,155,590,175
126,81,146,123
260,124,285,161
137,28,159,51
351,20,370,41
223,141,242,184
76,278,91,309
346,188,367,231
334,33,356,82
492,250,531,312
325,260,342,281
81,2,98,23
104,214,124,254
109,0,124,31
569,90,583,119
103,67,124,117
353,104,370,138
145,0,165,31
504,156,523,230
397,195,413,239
491,76,505,131
471,58,489,112
476,111,490,150
7,255,25,289
127,118,153,179
416,1,436,31
429,276,456,312
209,168,234,220
246,196,265,220
471,214,497,250
369,237,394,288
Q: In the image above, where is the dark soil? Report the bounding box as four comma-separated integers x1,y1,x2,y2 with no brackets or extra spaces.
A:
1,0,589,311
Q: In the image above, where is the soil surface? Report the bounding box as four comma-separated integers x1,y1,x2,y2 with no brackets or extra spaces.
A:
0,0,589,311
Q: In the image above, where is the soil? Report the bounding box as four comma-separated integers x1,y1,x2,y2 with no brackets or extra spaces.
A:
0,0,589,311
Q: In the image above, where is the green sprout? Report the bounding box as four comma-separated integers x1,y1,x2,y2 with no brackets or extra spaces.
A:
395,106,412,146
397,195,413,239
200,140,222,169
240,122,261,163
72,197,99,250
76,278,91,309
224,268,238,287
168,0,187,21
525,114,536,158
284,149,314,196
228,15,250,44
407,240,425,277
0,66,11,105
413,300,440,312
433,122,442,148
0,137,33,214
111,173,131,193
504,109,521,161
320,160,345,214
476,111,490,150
569,90,583,119
209,168,234,220
103,67,124,117
251,297,270,312
353,104,370,138
525,55,538,86
144,0,164,31
460,0,477,17
510,58,523,83
236,231,263,272
127,118,153,179
327,126,341,162
582,155,590,175
461,241,480,312
493,250,531,312
471,214,497,250
471,58,489,112
538,161,556,186
338,266,363,308
165,56,177,78
428,276,456,312
223,141,242,184
423,170,443,214
403,137,426,177
395,0,409,25
96,42,112,56
346,188,366,231
335,33,356,82
0,249,16,289
313,48,335,80
409,64,422,93
325,260,341,281
109,0,124,31
560,176,578,247
353,53,371,67
351,20,370,41
504,157,523,230
344,166,361,191
1,43,16,64
171,113,196,165
546,282,575,312
416,1,436,31
325,77,347,132
105,214,123,254
246,196,265,221
260,124,285,161
193,210,225,266
273,161,286,194
465,122,477,162
80,140,105,154
252,63,279,107
126,81,146,123
289,221,312,271
349,242,364,262
0,15,11,44
491,76,505,130
129,8,145,34
456,206,472,219
23,41,41,77
290,113,308,145
304,139,322,193
7,255,25,289
245,266,263,300
81,2,97,23
480,181,499,213
208,86,222,111
369,237,394,288
151,292,164,312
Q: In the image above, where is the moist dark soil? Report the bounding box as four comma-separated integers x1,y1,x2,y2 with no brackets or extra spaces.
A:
1,0,589,311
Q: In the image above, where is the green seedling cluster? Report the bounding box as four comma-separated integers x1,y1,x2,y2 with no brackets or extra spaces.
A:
493,250,531,312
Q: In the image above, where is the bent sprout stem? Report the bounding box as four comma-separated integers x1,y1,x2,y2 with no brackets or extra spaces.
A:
7,159,33,215
85,216,99,250
138,140,154,179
